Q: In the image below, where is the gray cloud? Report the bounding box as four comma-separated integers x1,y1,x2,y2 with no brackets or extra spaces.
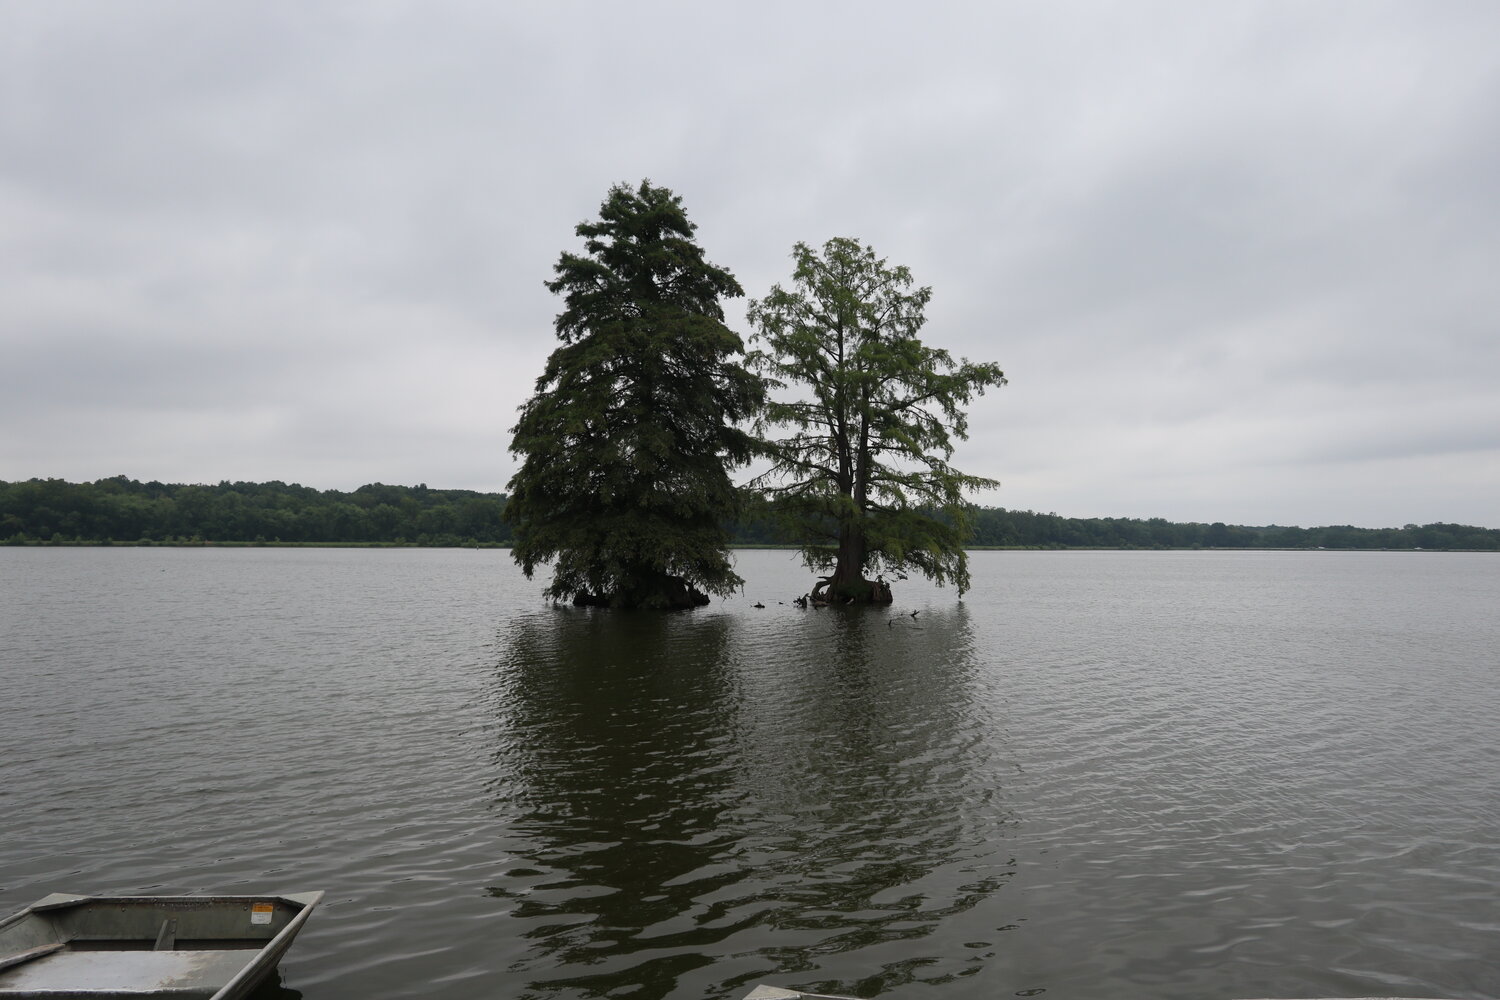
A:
3,0,1497,528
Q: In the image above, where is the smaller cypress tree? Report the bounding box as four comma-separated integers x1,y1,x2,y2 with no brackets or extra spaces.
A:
748,238,1007,601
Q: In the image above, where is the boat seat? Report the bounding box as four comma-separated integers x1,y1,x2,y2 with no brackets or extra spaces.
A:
0,947,251,995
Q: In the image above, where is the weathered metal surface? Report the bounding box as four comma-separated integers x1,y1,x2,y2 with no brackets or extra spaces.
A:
0,946,63,976
0,948,255,995
0,892,323,1000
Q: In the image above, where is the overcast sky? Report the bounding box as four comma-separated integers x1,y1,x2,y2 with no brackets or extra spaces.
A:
4,2,1497,529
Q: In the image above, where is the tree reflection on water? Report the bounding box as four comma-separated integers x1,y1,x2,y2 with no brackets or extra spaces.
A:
484,604,1018,1000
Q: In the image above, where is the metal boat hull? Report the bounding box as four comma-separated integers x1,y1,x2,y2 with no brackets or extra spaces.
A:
0,892,323,1000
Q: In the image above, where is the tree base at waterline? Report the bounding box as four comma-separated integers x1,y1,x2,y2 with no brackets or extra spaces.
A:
809,576,894,605
571,575,711,610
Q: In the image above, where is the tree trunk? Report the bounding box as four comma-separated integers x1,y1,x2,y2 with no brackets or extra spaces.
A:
819,525,891,603
831,524,865,594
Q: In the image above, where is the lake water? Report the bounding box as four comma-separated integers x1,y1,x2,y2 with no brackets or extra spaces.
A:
2,548,1498,1000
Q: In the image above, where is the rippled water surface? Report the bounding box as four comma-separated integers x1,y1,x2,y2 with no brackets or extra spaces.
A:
2,548,1498,1000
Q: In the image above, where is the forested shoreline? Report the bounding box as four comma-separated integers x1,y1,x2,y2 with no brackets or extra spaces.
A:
4,476,1497,551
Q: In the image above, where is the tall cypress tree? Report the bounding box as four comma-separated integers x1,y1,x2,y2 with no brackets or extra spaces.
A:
505,181,763,609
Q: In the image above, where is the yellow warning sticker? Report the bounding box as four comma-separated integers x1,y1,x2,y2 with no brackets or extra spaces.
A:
251,902,274,925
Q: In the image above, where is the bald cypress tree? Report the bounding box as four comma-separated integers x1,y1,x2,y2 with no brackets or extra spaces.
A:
505,181,763,609
748,237,1006,601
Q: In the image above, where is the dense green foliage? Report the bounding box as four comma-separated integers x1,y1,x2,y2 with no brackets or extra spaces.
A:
0,476,509,546
748,238,1007,599
505,181,764,607
4,477,1497,551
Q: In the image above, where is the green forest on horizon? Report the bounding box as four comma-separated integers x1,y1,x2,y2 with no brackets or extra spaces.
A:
2,476,1497,551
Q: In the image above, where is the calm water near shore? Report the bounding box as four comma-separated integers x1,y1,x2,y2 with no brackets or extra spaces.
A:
2,548,1498,1000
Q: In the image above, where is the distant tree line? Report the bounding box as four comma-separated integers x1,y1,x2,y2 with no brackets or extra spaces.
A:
0,476,509,546
966,508,1500,551
3,476,1496,551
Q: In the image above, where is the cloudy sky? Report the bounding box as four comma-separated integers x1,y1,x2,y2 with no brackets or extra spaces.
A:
4,2,1497,529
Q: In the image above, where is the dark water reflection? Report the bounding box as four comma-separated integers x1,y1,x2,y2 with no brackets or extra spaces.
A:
487,605,1016,1000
